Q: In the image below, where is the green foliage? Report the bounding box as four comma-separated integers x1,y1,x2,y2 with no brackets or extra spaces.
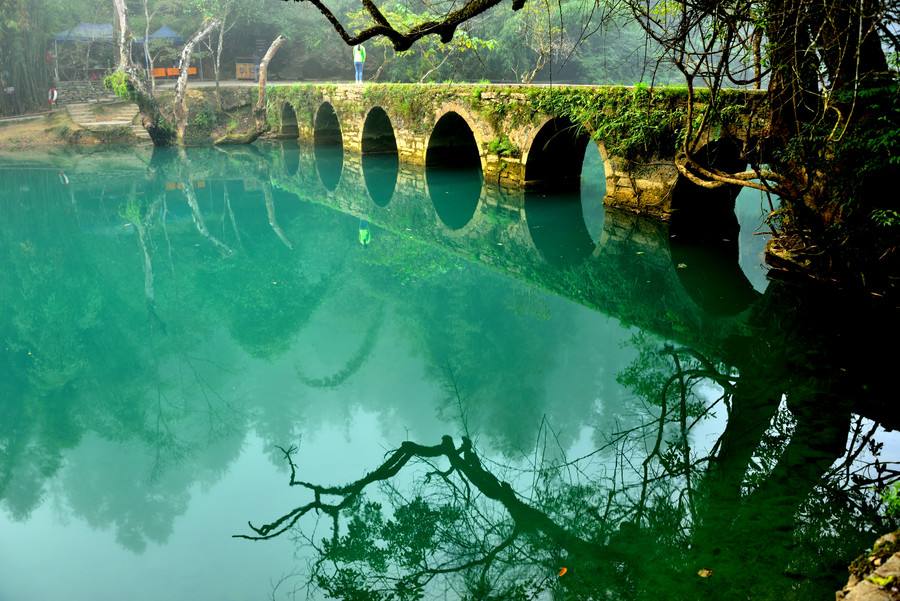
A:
190,102,218,129
118,197,143,227
104,70,131,101
777,82,900,283
883,483,900,517
872,209,900,228
834,84,900,176
316,495,463,601
346,3,496,83
527,85,689,160
155,114,176,143
487,135,520,158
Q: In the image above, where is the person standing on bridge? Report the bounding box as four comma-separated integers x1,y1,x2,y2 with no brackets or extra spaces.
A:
353,44,366,84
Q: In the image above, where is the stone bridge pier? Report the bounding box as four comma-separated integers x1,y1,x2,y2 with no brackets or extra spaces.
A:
267,83,767,220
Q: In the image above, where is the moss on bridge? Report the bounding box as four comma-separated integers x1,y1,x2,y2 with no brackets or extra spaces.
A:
266,82,766,163
264,82,767,219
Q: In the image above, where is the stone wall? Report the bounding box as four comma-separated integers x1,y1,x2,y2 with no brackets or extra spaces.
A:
57,80,115,105
265,83,768,221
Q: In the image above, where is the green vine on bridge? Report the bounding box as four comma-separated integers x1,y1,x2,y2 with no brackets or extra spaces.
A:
264,82,763,163
521,85,759,161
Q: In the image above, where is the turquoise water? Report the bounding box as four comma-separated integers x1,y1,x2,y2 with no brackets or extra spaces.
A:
0,142,896,601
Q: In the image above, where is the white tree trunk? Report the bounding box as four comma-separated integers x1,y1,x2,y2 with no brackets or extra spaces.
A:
255,35,286,128
174,19,221,145
215,34,285,145
112,0,129,70
214,20,226,109
263,183,293,249
143,0,156,92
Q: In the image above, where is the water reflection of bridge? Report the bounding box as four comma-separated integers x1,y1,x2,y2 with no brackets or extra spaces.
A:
148,142,895,434
3,143,894,431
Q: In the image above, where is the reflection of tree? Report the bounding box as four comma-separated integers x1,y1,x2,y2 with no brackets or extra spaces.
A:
0,160,278,548
178,149,235,257
240,338,899,600
352,233,617,455
297,305,384,389
5,144,897,586
0,151,367,554
263,182,294,250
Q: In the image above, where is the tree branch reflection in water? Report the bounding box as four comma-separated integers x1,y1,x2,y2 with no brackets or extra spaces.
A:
239,343,899,600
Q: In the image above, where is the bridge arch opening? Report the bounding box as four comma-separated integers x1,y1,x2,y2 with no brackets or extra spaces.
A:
525,136,606,266
280,103,299,139
314,102,342,147
314,102,343,191
525,117,591,191
426,112,482,230
735,185,780,293
361,107,399,207
669,138,759,315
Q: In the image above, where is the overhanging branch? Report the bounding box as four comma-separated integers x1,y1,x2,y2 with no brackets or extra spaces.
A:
282,0,521,50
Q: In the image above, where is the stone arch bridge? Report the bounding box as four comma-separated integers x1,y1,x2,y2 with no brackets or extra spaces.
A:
266,83,768,220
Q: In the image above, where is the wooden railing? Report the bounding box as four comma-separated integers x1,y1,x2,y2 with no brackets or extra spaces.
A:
152,66,198,78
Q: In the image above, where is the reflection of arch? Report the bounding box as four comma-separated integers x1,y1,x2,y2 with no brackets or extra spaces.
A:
669,235,759,316
362,155,398,208
280,103,299,139
525,189,596,266
668,137,757,315
314,103,343,191
425,111,483,230
581,140,607,245
281,140,300,177
524,141,604,267
361,107,399,207
524,117,591,191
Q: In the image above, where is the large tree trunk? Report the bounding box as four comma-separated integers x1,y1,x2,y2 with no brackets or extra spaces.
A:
762,0,897,291
174,19,221,146
112,0,129,70
143,0,156,93
765,0,819,149
254,35,286,130
111,0,170,145
817,0,889,94
216,35,285,145
214,20,226,110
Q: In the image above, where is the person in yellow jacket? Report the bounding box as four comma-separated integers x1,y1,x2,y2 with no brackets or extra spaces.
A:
353,44,366,84
359,219,372,246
